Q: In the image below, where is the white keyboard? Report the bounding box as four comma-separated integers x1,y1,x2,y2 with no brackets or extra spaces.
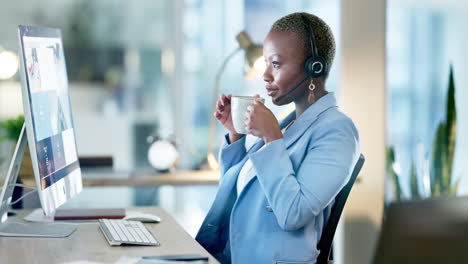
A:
98,218,160,246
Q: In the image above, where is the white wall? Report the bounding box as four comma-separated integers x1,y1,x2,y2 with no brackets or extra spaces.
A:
338,0,386,263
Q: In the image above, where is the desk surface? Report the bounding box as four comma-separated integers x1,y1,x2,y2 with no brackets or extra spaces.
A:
20,169,220,187
0,207,219,264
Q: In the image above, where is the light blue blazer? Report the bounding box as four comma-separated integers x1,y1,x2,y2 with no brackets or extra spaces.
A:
196,93,360,264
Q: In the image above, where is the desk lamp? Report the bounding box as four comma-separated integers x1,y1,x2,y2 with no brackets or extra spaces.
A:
206,31,264,170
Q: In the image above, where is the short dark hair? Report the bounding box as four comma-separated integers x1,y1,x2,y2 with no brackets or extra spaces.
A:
271,12,336,78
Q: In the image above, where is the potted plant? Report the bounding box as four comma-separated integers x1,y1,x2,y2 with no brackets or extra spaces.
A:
387,65,458,200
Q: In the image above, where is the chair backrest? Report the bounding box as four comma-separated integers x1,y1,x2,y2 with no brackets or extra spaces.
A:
316,154,365,264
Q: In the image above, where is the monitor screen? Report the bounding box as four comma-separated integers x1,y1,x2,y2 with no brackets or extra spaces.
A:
18,25,82,215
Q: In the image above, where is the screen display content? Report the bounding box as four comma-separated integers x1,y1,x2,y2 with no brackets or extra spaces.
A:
21,34,79,190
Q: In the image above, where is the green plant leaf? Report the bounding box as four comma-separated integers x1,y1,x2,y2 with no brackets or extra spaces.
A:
410,161,420,199
387,146,402,200
445,66,457,194
446,65,456,141
431,123,446,195
430,64,457,196
450,178,460,196
1,115,24,141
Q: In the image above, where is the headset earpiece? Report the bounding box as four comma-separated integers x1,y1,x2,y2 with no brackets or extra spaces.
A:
305,56,326,78
302,15,327,78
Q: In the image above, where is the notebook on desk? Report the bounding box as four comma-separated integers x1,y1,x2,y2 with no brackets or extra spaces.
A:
373,196,468,264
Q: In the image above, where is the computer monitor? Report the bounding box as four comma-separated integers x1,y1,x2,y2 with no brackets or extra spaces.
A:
0,25,82,237
17,25,83,215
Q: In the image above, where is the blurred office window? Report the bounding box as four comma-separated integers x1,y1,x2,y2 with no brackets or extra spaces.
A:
0,0,340,171
387,1,468,201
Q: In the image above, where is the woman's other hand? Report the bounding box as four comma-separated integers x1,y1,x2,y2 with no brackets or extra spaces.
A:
215,94,243,142
245,95,283,144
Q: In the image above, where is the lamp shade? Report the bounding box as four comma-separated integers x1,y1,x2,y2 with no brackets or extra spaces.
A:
236,32,265,79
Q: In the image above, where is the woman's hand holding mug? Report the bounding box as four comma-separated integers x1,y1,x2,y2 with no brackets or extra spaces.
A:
244,95,283,144
214,94,244,143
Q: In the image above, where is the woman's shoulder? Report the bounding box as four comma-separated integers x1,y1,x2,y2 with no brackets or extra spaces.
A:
312,107,359,138
318,106,355,126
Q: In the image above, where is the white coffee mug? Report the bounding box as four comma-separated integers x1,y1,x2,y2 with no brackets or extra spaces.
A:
231,96,265,134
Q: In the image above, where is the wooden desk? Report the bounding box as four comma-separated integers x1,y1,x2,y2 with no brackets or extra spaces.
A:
0,207,219,264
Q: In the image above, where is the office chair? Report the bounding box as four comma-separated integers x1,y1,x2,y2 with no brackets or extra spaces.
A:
316,154,365,264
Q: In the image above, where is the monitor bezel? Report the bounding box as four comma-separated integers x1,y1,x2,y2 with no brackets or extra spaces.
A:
17,25,82,216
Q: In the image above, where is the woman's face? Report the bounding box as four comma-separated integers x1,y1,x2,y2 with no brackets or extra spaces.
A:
263,30,308,105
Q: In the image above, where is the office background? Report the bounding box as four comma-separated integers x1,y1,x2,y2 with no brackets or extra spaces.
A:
0,0,341,170
0,0,467,263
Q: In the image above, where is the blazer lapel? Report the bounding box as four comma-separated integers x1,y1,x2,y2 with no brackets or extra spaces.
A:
282,118,315,148
282,92,338,148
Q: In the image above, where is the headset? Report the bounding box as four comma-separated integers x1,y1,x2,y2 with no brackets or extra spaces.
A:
303,14,327,78
275,14,327,103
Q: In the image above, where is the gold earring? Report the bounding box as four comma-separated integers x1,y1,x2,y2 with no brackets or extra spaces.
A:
308,79,316,104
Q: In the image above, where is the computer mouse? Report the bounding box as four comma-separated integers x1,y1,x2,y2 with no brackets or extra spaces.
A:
124,212,162,223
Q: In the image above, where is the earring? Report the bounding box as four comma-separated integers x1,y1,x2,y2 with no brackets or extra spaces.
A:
308,79,316,104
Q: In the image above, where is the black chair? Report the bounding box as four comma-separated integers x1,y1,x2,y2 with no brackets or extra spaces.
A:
316,154,365,264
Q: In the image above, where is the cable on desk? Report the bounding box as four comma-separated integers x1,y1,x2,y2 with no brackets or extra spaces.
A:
9,189,38,205
0,183,37,192
0,184,38,210
1,183,39,206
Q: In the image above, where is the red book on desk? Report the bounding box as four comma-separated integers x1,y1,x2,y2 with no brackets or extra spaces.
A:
54,208,126,220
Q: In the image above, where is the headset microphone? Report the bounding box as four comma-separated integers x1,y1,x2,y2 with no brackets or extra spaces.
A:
274,75,309,103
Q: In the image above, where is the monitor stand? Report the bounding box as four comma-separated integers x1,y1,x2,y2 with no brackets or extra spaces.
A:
0,222,76,237
0,124,76,238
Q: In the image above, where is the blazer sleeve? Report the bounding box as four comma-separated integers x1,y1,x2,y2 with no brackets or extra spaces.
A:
249,118,359,231
218,134,248,176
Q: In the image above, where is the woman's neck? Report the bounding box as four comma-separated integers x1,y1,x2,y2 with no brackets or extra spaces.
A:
294,87,328,118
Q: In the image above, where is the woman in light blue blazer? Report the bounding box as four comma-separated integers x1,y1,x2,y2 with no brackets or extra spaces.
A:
196,12,360,264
